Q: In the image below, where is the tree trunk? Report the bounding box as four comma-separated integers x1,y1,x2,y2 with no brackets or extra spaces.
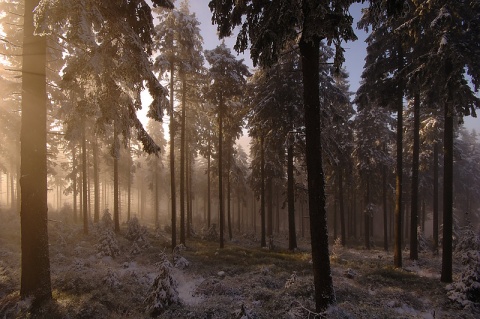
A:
72,146,78,222
394,44,404,269
433,142,439,252
267,177,273,237
441,59,454,283
155,158,159,225
180,77,186,245
113,122,120,233
127,139,131,221
20,0,52,304
227,145,233,240
93,136,100,223
364,176,370,250
383,159,389,251
219,95,225,248
260,135,266,247
338,167,346,247
287,141,297,250
82,123,89,234
410,92,420,260
299,34,335,310
207,129,211,228
169,61,177,250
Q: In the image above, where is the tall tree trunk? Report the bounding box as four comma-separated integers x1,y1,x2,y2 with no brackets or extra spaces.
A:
20,0,52,304
299,34,335,310
383,159,389,251
169,61,177,250
93,136,100,223
394,44,404,268
227,145,232,240
276,189,280,234
338,167,346,247
207,129,211,228
433,142,439,252
441,59,454,283
155,158,159,225
218,95,225,248
127,139,131,221
410,92,420,260
186,144,192,238
287,140,297,250
260,135,266,247
364,176,370,250
267,177,273,237
82,123,89,234
113,122,120,233
180,77,186,245
72,146,78,222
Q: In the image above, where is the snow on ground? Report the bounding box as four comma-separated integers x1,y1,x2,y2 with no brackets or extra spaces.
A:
0,209,479,318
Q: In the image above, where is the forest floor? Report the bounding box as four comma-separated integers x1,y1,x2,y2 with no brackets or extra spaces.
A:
0,210,478,319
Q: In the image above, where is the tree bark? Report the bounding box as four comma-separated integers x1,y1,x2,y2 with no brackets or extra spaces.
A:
113,122,120,233
169,61,177,250
180,76,186,245
338,167,346,247
207,128,211,228
383,159,389,251
364,176,371,250
72,146,78,222
299,35,335,310
227,144,233,240
394,44,404,268
409,92,420,260
287,141,297,250
20,0,52,304
441,59,454,283
82,123,89,234
260,135,266,247
93,136,100,223
219,95,225,248
433,142,439,252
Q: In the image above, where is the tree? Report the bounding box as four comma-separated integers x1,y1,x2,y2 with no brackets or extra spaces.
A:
209,0,358,310
19,0,52,306
204,43,249,249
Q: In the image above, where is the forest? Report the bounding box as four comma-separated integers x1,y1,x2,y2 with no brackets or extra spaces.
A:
0,0,479,318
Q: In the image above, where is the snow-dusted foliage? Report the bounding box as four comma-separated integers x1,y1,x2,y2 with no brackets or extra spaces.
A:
447,227,480,309
126,216,150,248
284,272,297,289
173,244,189,269
96,210,120,258
202,224,219,241
417,226,429,253
144,251,180,316
103,268,121,289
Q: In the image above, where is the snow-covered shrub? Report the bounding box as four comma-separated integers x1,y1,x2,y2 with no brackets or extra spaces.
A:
173,244,189,269
126,217,150,247
103,268,121,288
144,251,180,316
234,304,256,319
447,227,480,309
417,226,430,252
284,272,297,289
202,224,218,241
96,210,120,258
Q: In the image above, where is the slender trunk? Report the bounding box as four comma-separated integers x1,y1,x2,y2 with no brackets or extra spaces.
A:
10,166,15,211
267,177,273,237
338,167,346,247
394,44,404,268
180,77,186,245
219,95,225,248
441,59,454,283
82,123,89,234
260,135,266,247
155,158,159,225
207,130,211,228
187,145,192,238
276,190,280,234
410,92,420,260
72,146,77,222
299,34,335,310
169,61,177,250
364,176,370,250
93,136,100,223
287,141,297,250
113,122,120,233
227,145,232,240
20,0,52,303
127,140,131,221
433,142,439,252
383,160,389,251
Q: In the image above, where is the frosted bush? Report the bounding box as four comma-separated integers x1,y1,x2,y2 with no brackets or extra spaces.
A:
173,245,190,269
145,251,180,316
96,210,120,257
103,268,121,288
417,226,429,252
126,217,150,247
284,272,297,289
447,228,480,309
